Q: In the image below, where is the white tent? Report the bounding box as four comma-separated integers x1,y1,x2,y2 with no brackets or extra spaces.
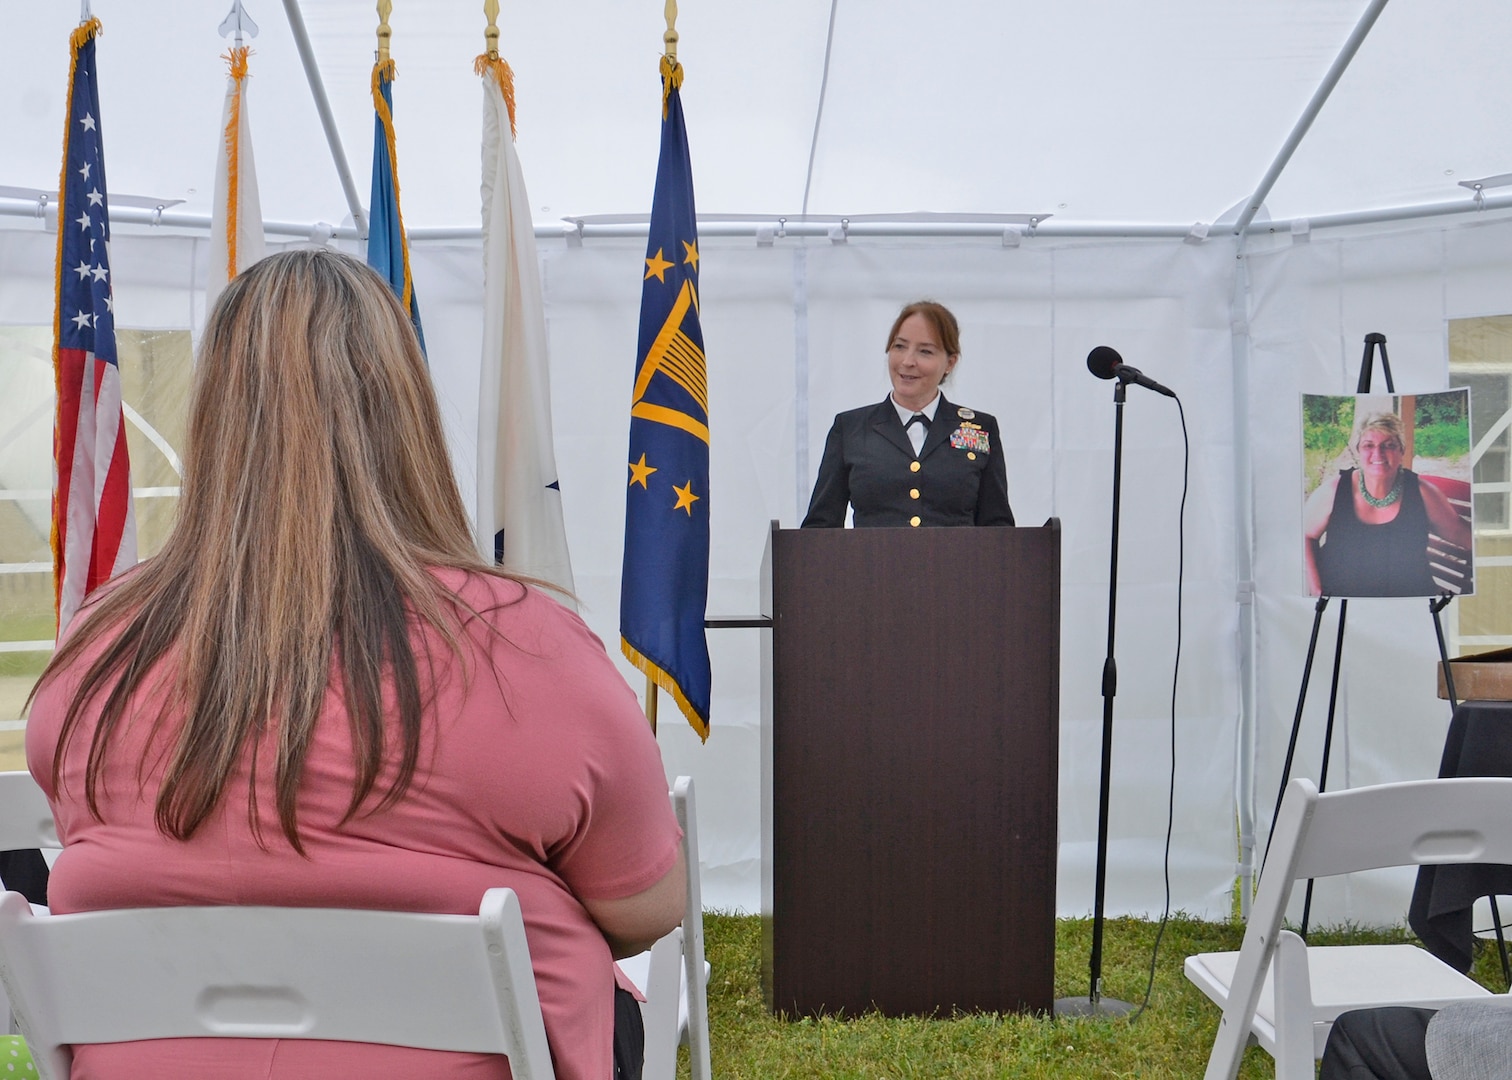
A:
3,0,1511,924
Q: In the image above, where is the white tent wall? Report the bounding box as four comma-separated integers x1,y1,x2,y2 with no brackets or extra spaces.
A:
484,232,1246,917
6,210,1510,920
1245,214,1512,927
2,221,1246,917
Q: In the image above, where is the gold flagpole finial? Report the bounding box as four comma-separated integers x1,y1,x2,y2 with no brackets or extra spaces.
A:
663,0,678,61
376,0,392,62
483,0,500,60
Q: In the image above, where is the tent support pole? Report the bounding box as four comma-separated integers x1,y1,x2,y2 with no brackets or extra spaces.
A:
282,0,369,240
1228,233,1258,919
1232,0,1390,236
11,188,1512,242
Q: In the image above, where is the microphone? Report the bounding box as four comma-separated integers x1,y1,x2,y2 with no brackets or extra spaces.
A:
1086,346,1176,398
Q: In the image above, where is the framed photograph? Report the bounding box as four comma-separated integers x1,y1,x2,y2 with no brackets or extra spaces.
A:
1301,390,1474,597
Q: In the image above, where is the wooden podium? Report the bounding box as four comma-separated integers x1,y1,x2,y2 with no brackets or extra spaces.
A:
760,521,1060,1018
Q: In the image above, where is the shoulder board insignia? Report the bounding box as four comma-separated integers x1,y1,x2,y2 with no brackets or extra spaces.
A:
957,407,976,420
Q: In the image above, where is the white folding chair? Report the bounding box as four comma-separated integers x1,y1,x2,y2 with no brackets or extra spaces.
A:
0,771,61,860
1187,776,1512,1080
0,770,61,1035
0,886,556,1080
616,775,712,1080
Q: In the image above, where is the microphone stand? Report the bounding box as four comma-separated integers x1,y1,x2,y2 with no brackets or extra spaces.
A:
1056,377,1136,1018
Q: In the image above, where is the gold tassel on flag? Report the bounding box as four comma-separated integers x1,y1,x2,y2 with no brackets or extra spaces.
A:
209,2,264,305
221,45,251,283
370,58,417,312
475,0,517,137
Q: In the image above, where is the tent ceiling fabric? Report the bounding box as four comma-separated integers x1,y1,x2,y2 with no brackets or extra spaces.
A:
5,2,1512,231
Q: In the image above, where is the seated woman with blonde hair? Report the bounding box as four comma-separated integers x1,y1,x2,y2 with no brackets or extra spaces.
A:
27,248,684,1079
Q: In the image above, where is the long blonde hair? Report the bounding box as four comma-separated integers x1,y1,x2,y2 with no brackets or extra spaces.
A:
35,248,504,849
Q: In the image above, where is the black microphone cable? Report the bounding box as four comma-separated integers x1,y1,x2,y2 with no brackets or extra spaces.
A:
1129,392,1188,1021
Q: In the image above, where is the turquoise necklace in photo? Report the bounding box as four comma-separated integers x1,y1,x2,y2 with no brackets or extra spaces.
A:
1359,469,1404,508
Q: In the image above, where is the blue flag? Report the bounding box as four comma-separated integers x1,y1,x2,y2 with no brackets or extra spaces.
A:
621,57,710,740
368,59,425,355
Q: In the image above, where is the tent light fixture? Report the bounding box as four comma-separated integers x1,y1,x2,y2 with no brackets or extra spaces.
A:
1002,226,1021,248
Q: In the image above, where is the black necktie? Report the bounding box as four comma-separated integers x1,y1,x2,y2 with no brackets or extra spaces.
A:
906,413,930,430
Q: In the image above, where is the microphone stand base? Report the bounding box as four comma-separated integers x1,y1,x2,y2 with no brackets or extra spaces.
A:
1052,995,1136,1019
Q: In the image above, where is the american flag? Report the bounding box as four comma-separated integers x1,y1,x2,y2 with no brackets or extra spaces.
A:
52,18,135,634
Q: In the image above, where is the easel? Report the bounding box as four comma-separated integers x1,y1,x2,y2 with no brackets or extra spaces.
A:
1268,333,1510,981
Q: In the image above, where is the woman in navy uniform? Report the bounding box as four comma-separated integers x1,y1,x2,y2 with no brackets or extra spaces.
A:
802,300,1014,528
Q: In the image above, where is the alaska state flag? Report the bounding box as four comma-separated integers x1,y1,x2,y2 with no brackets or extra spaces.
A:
368,58,425,354
621,57,711,740
52,18,136,633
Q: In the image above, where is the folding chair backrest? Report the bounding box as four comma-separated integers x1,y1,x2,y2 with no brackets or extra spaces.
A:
1291,778,1512,882
617,777,712,1080
0,887,555,1080
0,772,59,854
672,776,712,1080
1205,776,1512,1080
637,927,685,1080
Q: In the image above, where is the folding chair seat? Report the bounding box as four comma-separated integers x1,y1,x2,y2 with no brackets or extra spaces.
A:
1187,776,1512,1080
0,886,556,1080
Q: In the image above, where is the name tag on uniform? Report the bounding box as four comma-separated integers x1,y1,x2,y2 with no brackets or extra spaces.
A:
950,422,990,454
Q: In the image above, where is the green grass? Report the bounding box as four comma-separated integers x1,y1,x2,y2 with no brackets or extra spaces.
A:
683,913,1509,1078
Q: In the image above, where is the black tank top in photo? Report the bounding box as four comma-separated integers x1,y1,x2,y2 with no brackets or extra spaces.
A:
1317,467,1436,597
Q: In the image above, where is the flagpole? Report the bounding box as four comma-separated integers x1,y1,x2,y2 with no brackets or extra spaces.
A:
376,0,391,61
643,0,674,742
483,0,499,59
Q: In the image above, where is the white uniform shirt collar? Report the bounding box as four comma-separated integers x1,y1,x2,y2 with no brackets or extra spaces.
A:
891,393,942,427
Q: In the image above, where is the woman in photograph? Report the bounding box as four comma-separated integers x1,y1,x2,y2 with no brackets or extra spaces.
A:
1303,410,1472,596
27,249,684,1080
801,300,1014,528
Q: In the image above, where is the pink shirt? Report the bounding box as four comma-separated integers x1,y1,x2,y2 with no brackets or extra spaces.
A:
27,572,682,1080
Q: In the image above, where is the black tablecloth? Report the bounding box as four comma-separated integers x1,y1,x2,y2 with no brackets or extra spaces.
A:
1407,700,1512,972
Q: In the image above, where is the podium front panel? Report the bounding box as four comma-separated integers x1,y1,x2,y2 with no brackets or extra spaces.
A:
761,523,1059,1017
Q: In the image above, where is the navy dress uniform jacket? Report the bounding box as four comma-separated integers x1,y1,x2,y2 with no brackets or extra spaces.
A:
802,395,1015,528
